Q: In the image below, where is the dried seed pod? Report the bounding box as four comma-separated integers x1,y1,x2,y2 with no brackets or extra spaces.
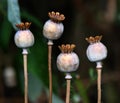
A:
86,35,107,62
14,22,34,48
43,11,65,40
57,44,79,72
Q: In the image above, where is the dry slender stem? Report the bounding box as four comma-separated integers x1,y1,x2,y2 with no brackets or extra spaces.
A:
23,49,28,103
66,79,71,103
65,73,72,103
48,41,53,103
97,68,102,103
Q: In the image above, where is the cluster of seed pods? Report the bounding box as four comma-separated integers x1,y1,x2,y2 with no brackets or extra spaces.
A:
14,11,107,103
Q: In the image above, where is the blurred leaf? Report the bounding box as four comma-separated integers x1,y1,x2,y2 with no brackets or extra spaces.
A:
19,71,43,101
89,68,97,81
72,94,81,103
52,93,64,103
7,0,21,30
28,73,44,102
19,63,64,103
28,40,48,86
75,80,89,103
21,10,43,29
0,17,12,49
45,88,64,103
28,74,64,103
0,0,7,16
19,70,45,102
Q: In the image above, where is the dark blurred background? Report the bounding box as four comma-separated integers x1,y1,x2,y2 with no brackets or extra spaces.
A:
0,0,120,103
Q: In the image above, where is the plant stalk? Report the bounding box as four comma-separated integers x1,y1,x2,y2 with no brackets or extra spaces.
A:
66,79,71,103
97,68,101,103
96,62,102,103
48,40,53,103
65,73,72,103
22,49,28,103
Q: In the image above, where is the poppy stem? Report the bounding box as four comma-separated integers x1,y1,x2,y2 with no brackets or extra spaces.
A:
22,49,28,103
96,62,102,103
48,40,53,103
65,73,72,103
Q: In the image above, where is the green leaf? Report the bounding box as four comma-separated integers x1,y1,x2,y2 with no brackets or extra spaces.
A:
19,71,45,102
0,17,12,49
21,10,43,29
75,80,89,103
89,68,97,81
45,88,64,103
7,0,21,30
0,0,7,16
52,93,64,103
19,67,64,103
27,41,48,85
28,73,44,102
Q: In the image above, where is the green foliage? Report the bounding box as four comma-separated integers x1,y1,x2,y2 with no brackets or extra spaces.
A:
21,10,43,29
0,17,12,49
0,0,7,16
28,41,48,86
89,68,97,82
75,80,89,103
7,0,21,30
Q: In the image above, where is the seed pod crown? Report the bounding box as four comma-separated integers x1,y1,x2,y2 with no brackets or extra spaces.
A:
58,44,76,53
16,22,31,30
48,11,65,22
86,35,107,62
86,35,102,44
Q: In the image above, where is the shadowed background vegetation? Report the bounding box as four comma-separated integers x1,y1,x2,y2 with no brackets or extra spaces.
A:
0,0,120,103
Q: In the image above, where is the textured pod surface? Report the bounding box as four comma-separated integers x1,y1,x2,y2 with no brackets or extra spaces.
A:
86,42,107,62
57,52,79,72
14,30,34,48
43,20,64,40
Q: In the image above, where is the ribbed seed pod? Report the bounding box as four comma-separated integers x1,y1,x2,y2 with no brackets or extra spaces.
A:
14,22,34,48
86,35,107,62
43,11,65,40
57,44,79,72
